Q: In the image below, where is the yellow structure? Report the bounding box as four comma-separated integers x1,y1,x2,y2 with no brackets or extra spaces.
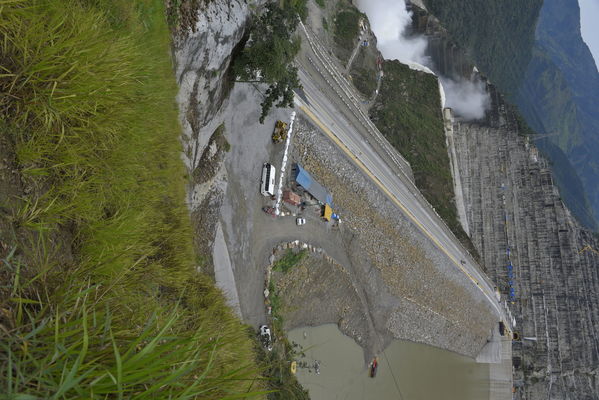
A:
290,361,297,374
323,204,332,221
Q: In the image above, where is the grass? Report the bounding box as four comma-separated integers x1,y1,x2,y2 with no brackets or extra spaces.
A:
333,3,363,63
261,275,309,399
314,0,324,8
349,42,379,97
251,327,309,400
370,61,480,262
272,249,307,274
0,0,263,397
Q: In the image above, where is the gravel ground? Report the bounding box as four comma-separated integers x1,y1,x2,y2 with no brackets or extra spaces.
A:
292,116,496,358
209,81,495,362
274,251,371,347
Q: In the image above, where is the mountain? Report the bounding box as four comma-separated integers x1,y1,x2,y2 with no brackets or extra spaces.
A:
421,0,599,230
515,0,599,230
421,0,543,96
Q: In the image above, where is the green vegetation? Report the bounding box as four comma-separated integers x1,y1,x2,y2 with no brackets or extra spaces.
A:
273,249,308,274
422,0,543,97
516,21,599,230
261,278,309,399
349,43,379,98
514,113,535,137
214,123,231,152
315,0,325,8
370,61,480,260
333,3,363,63
322,17,329,31
253,331,310,400
0,0,262,397
233,1,307,123
536,139,598,231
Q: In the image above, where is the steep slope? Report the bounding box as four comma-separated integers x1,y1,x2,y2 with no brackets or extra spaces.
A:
421,0,543,95
453,85,599,400
515,0,599,229
420,0,599,230
397,3,599,398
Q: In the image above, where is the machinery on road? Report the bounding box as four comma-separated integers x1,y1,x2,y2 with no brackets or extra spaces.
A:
272,120,288,143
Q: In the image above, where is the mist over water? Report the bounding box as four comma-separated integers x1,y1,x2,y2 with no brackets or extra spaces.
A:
441,77,491,120
356,0,490,120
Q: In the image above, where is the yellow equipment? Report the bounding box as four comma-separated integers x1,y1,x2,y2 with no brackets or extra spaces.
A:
323,204,333,221
272,120,288,143
290,361,297,374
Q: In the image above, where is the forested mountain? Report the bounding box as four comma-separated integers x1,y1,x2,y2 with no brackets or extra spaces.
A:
516,0,599,230
421,0,599,230
422,0,543,95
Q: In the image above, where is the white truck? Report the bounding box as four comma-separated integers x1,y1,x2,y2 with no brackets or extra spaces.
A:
261,163,276,197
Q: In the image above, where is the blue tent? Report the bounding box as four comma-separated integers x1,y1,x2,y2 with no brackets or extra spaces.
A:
293,164,333,205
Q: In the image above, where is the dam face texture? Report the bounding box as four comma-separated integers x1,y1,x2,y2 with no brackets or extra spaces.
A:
452,86,599,400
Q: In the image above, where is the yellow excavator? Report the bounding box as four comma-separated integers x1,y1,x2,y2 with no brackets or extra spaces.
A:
272,120,288,143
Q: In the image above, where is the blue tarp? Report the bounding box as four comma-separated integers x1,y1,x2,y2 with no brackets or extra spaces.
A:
293,164,333,205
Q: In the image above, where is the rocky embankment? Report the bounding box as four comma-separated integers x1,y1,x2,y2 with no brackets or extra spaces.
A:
288,119,496,359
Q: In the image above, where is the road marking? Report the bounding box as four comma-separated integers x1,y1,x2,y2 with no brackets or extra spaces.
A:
298,104,502,317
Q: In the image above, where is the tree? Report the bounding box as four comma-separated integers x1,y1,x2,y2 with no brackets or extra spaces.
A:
233,2,303,123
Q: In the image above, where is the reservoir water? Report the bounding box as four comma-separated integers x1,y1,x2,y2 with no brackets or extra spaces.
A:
288,324,490,400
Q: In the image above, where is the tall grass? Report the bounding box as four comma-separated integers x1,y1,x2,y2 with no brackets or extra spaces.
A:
0,0,263,397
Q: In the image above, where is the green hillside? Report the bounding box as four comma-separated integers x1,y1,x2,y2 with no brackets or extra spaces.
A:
370,61,480,260
423,0,599,230
422,0,543,96
515,0,599,229
0,0,263,397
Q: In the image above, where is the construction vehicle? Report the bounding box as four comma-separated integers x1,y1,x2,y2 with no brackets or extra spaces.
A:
272,120,288,143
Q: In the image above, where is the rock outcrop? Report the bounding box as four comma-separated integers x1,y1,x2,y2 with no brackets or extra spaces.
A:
173,0,254,264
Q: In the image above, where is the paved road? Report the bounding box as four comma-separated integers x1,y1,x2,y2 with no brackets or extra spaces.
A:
295,22,511,328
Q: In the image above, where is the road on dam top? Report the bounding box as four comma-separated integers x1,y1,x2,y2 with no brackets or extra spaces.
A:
294,21,510,327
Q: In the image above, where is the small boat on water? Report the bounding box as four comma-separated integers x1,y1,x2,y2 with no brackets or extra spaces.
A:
369,358,378,378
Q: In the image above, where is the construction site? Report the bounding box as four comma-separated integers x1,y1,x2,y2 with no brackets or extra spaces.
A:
172,0,599,399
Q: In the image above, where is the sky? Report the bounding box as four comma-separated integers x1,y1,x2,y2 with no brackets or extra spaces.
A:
579,0,599,70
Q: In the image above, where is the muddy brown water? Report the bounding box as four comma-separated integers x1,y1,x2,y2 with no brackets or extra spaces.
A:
288,324,490,400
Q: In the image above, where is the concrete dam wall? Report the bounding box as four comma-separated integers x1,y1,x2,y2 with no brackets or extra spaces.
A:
452,86,599,399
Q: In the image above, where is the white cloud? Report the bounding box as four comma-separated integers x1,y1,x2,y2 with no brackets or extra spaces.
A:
355,0,428,65
356,0,490,120
440,77,490,120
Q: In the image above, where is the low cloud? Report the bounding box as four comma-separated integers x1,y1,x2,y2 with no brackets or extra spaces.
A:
440,77,490,120
356,0,490,120
355,0,428,65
